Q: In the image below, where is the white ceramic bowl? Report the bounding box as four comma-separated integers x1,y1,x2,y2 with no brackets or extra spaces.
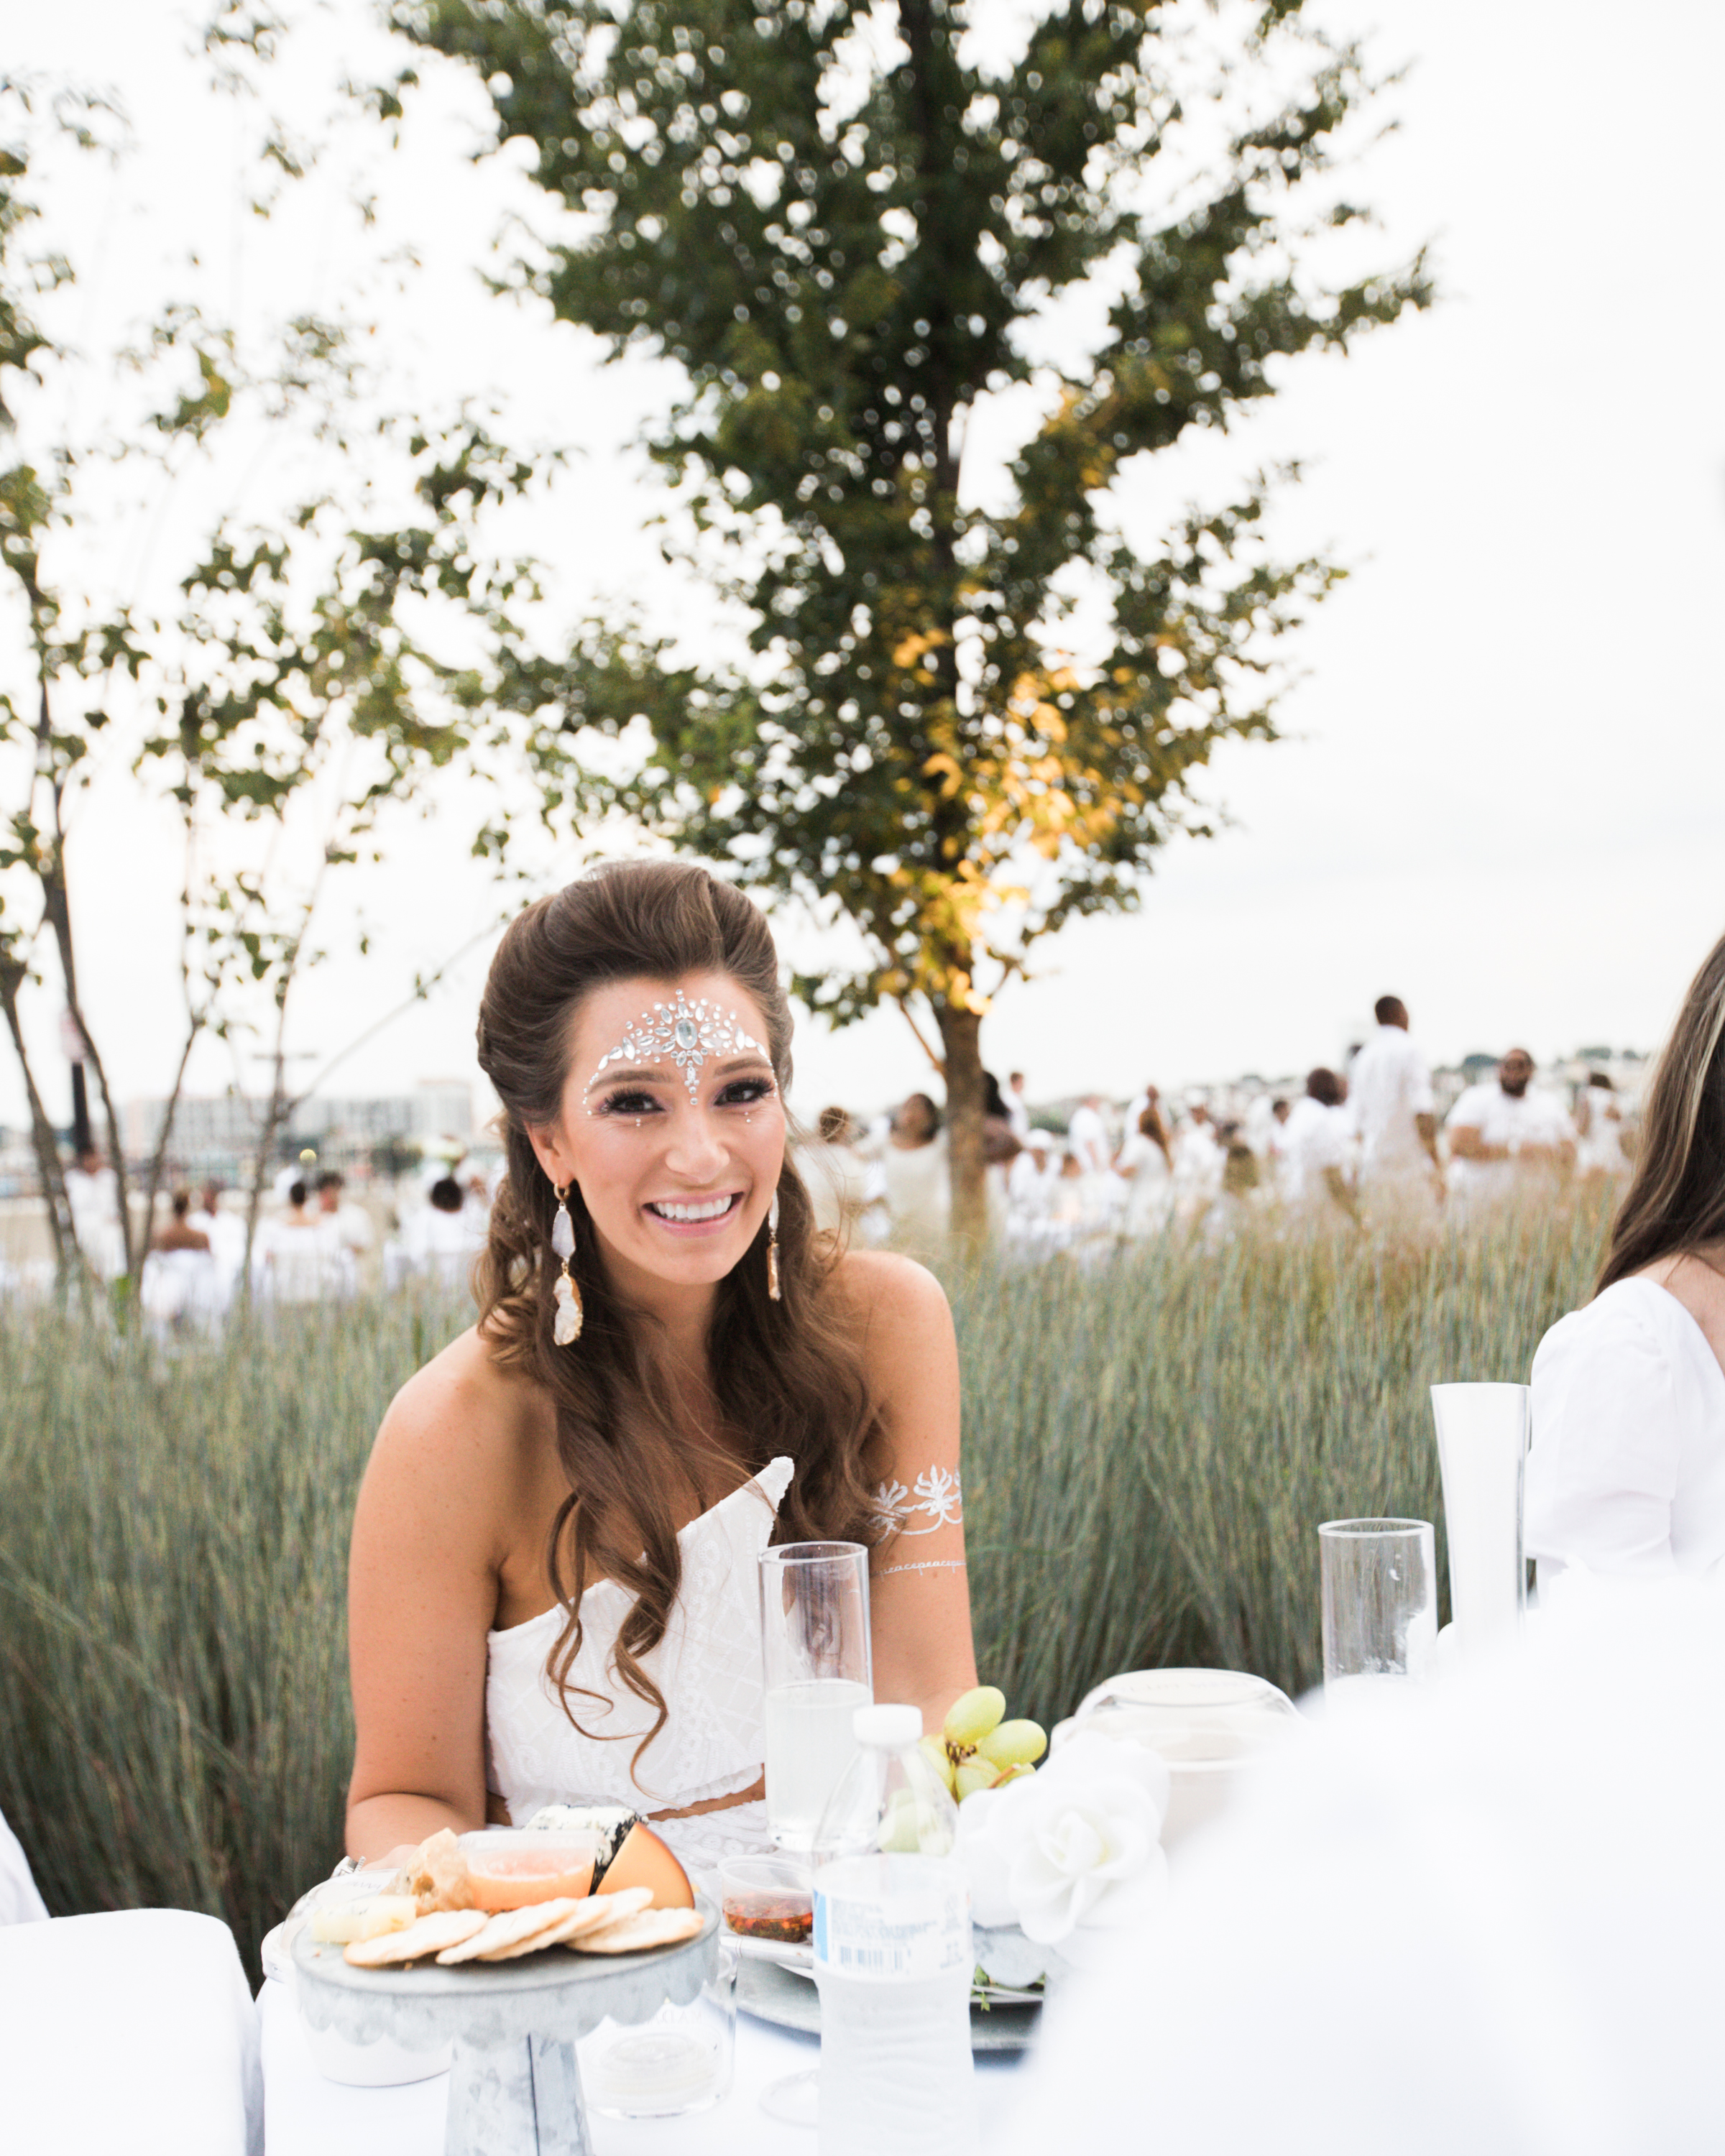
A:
1054,1667,1302,1845
265,1875,452,2087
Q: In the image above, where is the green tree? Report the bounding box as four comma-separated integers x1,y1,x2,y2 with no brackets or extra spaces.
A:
397,0,1431,1240
0,76,557,1284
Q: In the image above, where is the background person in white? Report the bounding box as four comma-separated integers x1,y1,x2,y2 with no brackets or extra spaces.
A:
1279,1068,1356,1223
1066,1092,1112,1176
1527,931,1725,1589
1004,1070,1032,1144
1172,1103,1225,1227
316,1170,374,1265
1573,1071,1632,1181
1346,995,1441,1229
1445,1046,1576,1212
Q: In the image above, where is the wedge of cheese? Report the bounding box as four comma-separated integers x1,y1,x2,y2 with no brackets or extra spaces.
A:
308,1894,418,1945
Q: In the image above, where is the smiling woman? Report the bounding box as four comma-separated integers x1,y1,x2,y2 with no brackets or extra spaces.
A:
344,861,976,1878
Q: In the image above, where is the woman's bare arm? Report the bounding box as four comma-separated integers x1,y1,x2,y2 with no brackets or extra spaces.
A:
345,1335,516,1861
840,1251,978,1735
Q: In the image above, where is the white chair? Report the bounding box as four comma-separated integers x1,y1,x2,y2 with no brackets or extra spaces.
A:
0,1907,262,2155
0,1803,47,1926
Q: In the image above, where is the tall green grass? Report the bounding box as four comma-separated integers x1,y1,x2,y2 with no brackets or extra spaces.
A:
960,1204,1609,1725
0,1208,1607,1979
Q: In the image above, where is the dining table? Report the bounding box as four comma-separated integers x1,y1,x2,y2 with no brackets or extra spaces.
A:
259,1968,1031,2155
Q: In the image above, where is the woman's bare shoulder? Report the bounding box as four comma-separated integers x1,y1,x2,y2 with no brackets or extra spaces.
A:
825,1250,958,1434
827,1248,952,1332
368,1325,547,1513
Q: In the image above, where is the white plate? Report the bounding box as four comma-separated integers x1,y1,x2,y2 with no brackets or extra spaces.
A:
737,1956,1040,2053
726,1930,1041,2007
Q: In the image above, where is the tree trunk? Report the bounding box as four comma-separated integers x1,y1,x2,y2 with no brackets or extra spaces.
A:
134,1016,203,1284
37,753,135,1273
936,998,989,1255
0,962,77,1276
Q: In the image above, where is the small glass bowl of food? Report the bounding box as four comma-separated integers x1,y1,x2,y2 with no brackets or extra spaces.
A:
719,1854,813,1947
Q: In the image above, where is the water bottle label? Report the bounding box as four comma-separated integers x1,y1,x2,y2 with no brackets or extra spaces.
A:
813,1881,969,1984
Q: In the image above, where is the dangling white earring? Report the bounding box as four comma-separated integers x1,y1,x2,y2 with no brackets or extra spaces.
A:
551,1181,582,1345
766,1191,781,1303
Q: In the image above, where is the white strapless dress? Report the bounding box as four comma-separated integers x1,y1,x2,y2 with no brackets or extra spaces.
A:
485,1456,793,1888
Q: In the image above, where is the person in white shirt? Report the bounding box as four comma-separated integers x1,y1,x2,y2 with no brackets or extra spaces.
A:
1006,1130,1053,1213
1279,1069,1356,1222
1116,1099,1174,1238
188,1180,247,1309
316,1170,374,1279
1004,1071,1032,1145
428,1175,485,1281
254,1179,344,1304
796,1107,875,1243
1526,933,1725,1590
1123,1079,1159,1146
1346,996,1442,1233
1241,1090,1281,1165
1066,1094,1112,1177
1266,1096,1291,1185
1172,1105,1225,1227
1573,1072,1631,1181
880,1090,949,1252
64,1145,124,1280
1445,1047,1576,1215
1006,1132,1059,1255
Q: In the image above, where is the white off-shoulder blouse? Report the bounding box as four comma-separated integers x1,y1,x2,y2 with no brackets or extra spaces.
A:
484,1457,794,1880
1526,1277,1725,1585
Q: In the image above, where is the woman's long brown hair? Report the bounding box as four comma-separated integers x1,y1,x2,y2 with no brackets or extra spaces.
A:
1596,930,1725,1293
474,861,886,1781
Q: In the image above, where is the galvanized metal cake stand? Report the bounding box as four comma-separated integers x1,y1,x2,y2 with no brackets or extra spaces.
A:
293,1897,720,2156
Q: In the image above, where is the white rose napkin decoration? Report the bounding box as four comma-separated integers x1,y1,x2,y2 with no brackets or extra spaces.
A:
956,1730,1172,1969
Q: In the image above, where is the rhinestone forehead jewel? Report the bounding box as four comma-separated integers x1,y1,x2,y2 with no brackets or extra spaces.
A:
582,988,770,1105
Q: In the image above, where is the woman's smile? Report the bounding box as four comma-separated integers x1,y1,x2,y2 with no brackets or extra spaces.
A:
643,1192,745,1233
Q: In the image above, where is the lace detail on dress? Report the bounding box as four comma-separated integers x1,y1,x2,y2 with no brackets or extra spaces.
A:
485,1457,794,1825
873,1465,962,1538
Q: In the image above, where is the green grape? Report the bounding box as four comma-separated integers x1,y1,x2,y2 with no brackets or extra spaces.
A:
942,1686,1006,1748
954,1759,1001,1801
976,1718,1048,1770
918,1732,957,1795
879,1787,924,1853
994,1762,1036,1787
912,1800,954,1856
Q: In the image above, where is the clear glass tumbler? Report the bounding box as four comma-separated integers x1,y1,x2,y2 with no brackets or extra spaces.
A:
576,1934,737,2119
758,1541,873,1853
1318,1517,1437,1703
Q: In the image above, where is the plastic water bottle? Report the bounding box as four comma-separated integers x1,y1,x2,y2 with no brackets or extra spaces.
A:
811,1703,978,2156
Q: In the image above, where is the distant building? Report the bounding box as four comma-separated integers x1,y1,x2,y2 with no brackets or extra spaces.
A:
122,1080,472,1171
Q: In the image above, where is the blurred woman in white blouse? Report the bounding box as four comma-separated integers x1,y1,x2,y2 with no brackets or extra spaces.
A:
1526,933,1725,1588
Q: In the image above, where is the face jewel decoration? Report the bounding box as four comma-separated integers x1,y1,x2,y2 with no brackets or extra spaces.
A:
583,989,770,1105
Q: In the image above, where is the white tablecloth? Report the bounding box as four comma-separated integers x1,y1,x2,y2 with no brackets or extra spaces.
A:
260,1975,1029,2154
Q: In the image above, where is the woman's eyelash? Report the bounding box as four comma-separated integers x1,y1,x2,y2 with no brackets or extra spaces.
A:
595,1089,662,1117
717,1077,776,1106
591,1076,776,1116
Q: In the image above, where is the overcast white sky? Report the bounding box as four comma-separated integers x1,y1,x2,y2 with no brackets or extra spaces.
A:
2,0,1721,1130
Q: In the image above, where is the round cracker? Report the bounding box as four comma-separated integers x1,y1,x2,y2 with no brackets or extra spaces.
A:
344,1908,487,1966
573,1907,704,1955
484,1886,656,1961
439,1898,583,1966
